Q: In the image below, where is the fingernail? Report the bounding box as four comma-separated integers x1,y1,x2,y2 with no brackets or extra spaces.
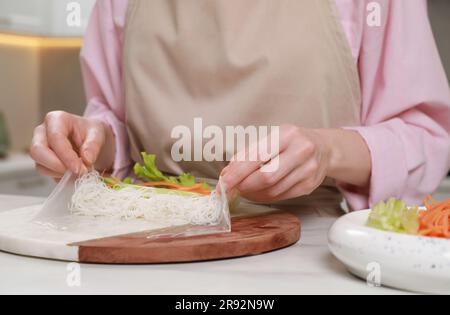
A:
220,166,230,177
72,162,81,174
80,163,88,175
84,150,94,165
224,179,233,193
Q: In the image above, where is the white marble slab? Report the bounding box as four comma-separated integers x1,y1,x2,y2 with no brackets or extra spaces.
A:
0,205,79,261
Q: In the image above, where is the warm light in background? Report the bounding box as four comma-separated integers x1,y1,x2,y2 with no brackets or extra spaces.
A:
0,33,82,48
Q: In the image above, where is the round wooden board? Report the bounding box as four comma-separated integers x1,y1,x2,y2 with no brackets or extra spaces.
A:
72,211,301,264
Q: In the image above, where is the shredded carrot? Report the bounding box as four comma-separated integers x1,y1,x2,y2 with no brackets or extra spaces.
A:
141,181,211,195
418,195,450,239
104,176,211,196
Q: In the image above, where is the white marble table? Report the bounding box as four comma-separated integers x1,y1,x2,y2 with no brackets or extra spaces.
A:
0,194,411,295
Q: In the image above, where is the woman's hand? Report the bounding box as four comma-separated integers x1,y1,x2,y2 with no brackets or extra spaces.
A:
30,111,115,179
222,125,371,203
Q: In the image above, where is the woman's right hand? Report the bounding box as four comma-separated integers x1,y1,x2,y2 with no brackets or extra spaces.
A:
30,111,115,179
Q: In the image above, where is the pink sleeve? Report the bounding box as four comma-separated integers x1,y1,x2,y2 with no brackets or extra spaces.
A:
337,0,450,210
80,0,131,178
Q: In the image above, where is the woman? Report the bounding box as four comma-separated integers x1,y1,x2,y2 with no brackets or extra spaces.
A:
30,0,450,211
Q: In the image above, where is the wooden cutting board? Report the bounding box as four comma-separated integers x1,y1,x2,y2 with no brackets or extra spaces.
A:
0,205,300,264
73,211,301,264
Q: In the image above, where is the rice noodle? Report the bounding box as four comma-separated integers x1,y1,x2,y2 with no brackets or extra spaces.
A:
69,172,223,226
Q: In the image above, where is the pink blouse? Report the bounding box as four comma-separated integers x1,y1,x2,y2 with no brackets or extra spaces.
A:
81,0,450,210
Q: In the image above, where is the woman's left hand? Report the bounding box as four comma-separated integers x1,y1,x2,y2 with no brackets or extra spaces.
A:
221,125,332,203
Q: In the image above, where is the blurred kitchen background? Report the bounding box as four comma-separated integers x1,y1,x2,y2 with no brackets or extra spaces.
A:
0,0,449,198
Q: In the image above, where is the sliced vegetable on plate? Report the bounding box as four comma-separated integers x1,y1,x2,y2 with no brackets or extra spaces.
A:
367,198,419,235
367,196,450,239
419,195,450,239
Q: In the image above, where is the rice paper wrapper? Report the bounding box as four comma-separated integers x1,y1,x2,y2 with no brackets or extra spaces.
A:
32,171,231,240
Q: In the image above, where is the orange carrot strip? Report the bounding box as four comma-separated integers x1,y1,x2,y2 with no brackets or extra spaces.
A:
418,197,450,239
141,182,182,188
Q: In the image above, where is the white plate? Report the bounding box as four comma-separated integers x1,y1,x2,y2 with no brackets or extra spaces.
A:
328,210,450,294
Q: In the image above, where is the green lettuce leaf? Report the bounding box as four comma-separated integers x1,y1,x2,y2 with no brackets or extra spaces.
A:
178,173,196,187
133,152,210,190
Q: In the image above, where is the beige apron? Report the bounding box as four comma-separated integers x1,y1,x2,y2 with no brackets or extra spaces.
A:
122,0,361,213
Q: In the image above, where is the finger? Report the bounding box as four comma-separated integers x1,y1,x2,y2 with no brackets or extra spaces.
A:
242,181,313,204
236,148,307,193
220,165,230,177
45,113,83,174
35,163,64,179
241,159,319,202
30,125,67,174
223,156,265,192
80,123,105,166
269,178,319,202
223,129,285,191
